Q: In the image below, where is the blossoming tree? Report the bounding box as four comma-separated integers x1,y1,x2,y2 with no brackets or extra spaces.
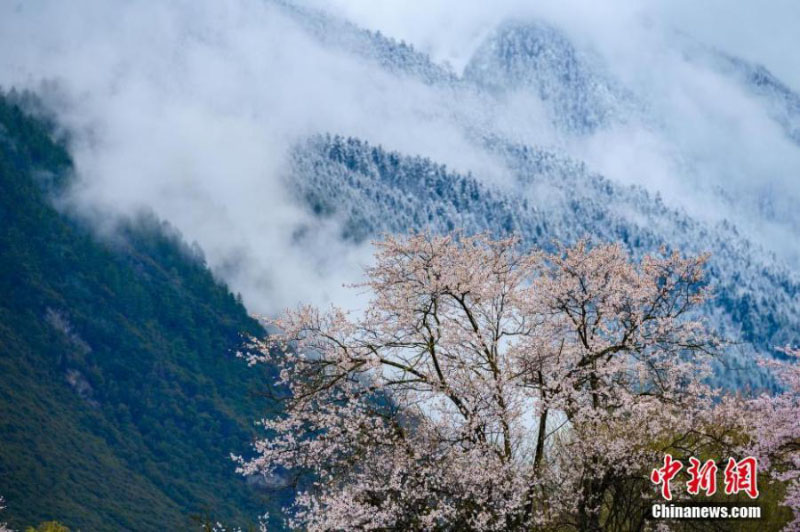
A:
741,349,800,530
239,233,796,530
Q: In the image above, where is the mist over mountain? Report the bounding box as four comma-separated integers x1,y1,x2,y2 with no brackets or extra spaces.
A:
2,0,799,305
1,0,800,526
1,0,799,363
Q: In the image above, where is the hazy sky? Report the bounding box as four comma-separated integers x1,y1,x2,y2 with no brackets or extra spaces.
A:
1,0,799,314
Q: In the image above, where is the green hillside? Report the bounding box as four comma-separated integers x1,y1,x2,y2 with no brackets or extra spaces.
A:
0,92,287,531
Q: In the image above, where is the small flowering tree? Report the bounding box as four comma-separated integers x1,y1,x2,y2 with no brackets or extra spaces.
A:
238,233,792,530
740,349,800,529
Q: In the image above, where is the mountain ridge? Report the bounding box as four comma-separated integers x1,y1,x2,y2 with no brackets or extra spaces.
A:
287,133,798,389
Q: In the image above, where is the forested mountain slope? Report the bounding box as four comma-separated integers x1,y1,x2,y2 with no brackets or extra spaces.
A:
0,94,288,531
289,134,800,389
463,21,632,134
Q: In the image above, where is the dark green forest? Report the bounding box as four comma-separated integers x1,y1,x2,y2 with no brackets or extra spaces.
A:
0,93,288,530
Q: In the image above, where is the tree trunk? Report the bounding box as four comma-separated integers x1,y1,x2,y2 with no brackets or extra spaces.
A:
577,478,603,531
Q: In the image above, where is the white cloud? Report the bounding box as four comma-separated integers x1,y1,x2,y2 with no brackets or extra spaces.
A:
0,0,506,313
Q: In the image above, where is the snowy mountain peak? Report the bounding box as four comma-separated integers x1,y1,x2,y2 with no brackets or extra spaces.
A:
463,20,626,133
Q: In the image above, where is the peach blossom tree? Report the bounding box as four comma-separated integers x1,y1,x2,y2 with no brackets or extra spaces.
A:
238,233,795,530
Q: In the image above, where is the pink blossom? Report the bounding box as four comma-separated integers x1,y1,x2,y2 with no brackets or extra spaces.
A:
240,233,795,530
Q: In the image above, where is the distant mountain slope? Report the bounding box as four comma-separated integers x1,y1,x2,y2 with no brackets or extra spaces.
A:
271,3,800,378
705,51,800,147
271,0,457,86
273,2,633,135
463,21,632,134
289,134,800,389
0,94,288,531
